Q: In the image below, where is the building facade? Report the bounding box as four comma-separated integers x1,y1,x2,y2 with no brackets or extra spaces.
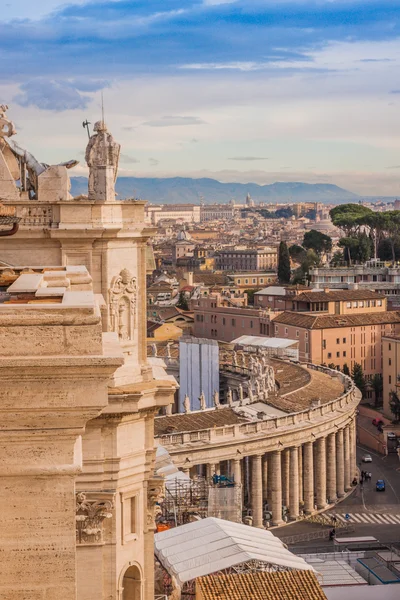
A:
215,247,277,272
0,107,176,600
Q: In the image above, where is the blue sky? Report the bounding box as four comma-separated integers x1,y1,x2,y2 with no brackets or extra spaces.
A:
2,0,400,195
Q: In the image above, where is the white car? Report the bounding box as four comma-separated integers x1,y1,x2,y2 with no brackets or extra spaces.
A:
362,454,372,463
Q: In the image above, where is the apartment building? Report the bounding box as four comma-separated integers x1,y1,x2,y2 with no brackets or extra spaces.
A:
254,285,308,310
310,261,400,309
272,290,400,376
193,293,272,341
228,272,277,289
200,203,236,222
215,247,278,272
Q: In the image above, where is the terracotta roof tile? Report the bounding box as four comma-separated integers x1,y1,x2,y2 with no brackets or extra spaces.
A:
273,310,400,329
196,571,327,600
295,290,385,302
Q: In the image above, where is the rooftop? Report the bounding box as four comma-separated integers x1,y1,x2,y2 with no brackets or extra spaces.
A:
273,311,400,330
197,571,326,600
294,290,385,303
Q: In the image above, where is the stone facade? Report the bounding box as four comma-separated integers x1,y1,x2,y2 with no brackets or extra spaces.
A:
0,107,177,600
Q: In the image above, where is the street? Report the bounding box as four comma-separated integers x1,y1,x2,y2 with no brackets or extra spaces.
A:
274,444,400,548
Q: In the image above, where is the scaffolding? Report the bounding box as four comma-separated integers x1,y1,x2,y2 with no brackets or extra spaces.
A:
159,476,242,528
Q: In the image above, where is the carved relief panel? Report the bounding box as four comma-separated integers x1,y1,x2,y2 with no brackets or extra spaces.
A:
109,268,137,342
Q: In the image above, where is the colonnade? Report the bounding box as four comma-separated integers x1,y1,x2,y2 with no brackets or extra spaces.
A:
197,419,357,527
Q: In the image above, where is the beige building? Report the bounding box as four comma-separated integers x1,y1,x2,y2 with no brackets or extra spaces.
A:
382,335,400,419
0,106,176,600
215,247,277,272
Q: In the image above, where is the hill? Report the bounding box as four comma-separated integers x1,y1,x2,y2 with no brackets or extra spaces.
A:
70,176,359,203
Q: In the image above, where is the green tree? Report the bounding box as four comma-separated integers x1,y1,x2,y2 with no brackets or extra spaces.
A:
330,250,344,267
352,362,366,397
177,291,189,311
371,373,383,408
278,241,291,283
245,288,260,305
389,391,400,421
303,230,332,255
275,207,293,219
289,244,306,263
292,249,320,284
342,363,350,376
330,204,373,236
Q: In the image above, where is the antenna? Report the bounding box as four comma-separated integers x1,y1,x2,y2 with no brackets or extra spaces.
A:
82,119,91,139
101,90,105,127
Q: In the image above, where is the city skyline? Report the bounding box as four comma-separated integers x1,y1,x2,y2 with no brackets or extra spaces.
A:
2,1,400,195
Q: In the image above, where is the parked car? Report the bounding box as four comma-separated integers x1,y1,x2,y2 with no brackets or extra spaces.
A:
362,454,372,463
387,432,397,440
376,479,386,492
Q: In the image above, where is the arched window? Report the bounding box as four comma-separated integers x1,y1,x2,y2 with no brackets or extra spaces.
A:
121,564,142,600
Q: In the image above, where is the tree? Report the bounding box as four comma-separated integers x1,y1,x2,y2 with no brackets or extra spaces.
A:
275,207,293,219
330,204,373,237
177,291,189,311
330,250,344,267
278,241,291,283
352,362,366,397
289,244,306,263
245,288,260,305
292,249,320,284
303,230,332,255
371,373,383,408
342,363,350,376
389,391,400,422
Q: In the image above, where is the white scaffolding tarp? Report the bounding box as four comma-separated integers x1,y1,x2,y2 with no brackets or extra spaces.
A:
154,517,314,586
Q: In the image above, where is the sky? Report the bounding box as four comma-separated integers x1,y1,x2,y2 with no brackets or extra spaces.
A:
2,0,400,195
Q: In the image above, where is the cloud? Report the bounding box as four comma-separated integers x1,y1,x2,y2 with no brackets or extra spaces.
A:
141,115,206,127
120,153,140,164
228,156,269,161
13,77,109,111
386,165,400,169
149,158,160,166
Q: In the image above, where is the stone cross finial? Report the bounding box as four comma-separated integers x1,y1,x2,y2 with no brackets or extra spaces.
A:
183,394,191,413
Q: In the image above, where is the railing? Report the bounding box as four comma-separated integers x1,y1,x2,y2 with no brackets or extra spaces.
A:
280,526,355,545
14,203,56,228
158,363,358,447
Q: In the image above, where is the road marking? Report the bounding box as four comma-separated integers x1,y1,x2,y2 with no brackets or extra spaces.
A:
328,512,400,525
373,514,390,524
383,515,399,525
354,513,369,523
391,515,400,524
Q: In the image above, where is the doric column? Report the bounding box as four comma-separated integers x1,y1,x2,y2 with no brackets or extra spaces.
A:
315,436,327,510
267,453,273,505
207,463,216,479
289,447,300,520
326,433,337,503
298,446,303,505
303,441,314,514
349,418,356,483
344,425,351,491
336,429,345,498
251,455,263,528
262,454,268,503
270,450,283,526
232,458,242,487
281,448,290,507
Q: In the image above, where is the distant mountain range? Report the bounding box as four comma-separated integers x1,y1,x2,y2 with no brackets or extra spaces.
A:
71,176,360,203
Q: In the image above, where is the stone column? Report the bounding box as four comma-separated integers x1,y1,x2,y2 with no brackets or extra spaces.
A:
232,458,242,487
315,436,327,510
207,463,216,479
262,454,268,503
289,447,300,520
251,455,263,527
281,448,290,507
344,425,351,491
298,446,303,506
267,453,273,506
336,429,345,498
326,433,337,503
270,450,283,526
303,441,314,514
349,418,356,483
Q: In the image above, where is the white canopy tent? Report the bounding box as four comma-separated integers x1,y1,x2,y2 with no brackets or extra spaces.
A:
154,517,314,586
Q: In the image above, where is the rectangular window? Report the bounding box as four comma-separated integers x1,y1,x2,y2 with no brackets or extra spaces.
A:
389,343,392,351
336,338,340,344
377,300,382,306
343,338,346,343
346,302,351,308
328,352,332,359
250,320,253,328
232,318,235,326
121,493,138,543
323,339,326,349
252,278,256,284
336,352,340,358
352,301,357,308
389,358,392,366
343,351,346,357
285,328,288,335
389,375,392,384
296,330,299,337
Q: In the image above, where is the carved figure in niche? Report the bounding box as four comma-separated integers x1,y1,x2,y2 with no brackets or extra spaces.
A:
109,268,137,342
183,394,191,413
199,391,206,411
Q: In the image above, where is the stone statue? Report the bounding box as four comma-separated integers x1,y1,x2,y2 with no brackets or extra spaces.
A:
151,343,158,357
166,403,173,416
199,390,206,411
85,119,120,200
233,351,238,367
240,352,246,368
248,355,255,372
238,384,244,403
183,394,191,414
0,105,16,138
255,380,261,397
213,390,220,409
109,269,137,342
248,386,254,403
226,388,233,406
166,342,172,359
